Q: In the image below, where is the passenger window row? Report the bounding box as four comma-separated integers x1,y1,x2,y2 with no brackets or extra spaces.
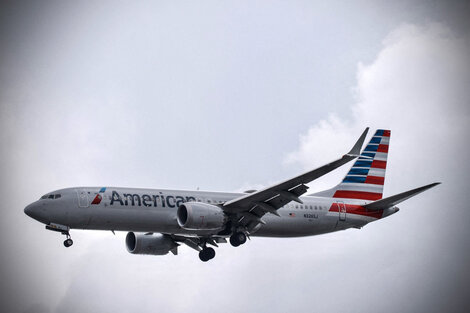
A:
290,204,325,210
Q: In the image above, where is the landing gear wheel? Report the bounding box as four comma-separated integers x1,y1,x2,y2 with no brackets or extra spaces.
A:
199,249,209,262
236,232,247,245
230,232,247,247
63,238,73,247
206,247,216,259
230,235,240,247
199,247,216,262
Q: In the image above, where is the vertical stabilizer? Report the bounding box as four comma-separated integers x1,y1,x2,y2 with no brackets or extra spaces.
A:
310,129,390,201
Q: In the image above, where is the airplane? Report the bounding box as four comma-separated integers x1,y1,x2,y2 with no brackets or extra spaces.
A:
24,128,440,262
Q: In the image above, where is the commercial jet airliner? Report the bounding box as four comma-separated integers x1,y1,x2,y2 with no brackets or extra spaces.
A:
24,128,439,261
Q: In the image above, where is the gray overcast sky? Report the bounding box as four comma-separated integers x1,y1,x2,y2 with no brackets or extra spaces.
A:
1,1,469,313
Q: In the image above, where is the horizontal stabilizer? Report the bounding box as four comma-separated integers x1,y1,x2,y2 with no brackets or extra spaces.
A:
363,182,441,211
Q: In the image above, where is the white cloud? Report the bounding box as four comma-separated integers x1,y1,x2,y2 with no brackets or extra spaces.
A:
286,22,470,192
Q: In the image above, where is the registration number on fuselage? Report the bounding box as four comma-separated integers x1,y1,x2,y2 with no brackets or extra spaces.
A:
304,213,319,219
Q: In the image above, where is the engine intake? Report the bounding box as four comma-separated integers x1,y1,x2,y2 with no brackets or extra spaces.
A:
125,232,177,255
177,202,226,231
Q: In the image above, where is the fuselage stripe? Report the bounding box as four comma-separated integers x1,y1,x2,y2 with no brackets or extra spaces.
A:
329,203,383,219
333,190,382,200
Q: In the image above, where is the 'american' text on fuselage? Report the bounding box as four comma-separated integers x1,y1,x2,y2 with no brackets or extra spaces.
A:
110,190,196,208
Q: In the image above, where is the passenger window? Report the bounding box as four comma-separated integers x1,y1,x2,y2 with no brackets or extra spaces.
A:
54,194,61,199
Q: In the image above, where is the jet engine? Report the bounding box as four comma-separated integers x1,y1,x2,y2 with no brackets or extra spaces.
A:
125,232,177,255
177,202,226,231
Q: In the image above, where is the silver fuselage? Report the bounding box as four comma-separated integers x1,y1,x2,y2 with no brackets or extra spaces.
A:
24,187,397,238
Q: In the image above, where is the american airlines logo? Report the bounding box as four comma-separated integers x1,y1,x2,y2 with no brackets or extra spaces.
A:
91,187,106,205
109,190,196,208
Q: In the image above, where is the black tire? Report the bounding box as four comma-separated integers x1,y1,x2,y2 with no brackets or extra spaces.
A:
199,249,210,262
206,247,216,259
229,235,240,247
237,232,247,245
230,232,246,247
63,239,73,248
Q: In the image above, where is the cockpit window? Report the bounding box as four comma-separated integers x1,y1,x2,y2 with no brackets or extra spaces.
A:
40,194,61,200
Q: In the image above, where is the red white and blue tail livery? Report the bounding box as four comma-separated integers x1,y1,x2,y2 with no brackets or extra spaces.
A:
334,129,390,200
313,129,390,201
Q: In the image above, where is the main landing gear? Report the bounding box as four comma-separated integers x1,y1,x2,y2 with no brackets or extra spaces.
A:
199,247,216,262
229,231,247,247
195,233,247,262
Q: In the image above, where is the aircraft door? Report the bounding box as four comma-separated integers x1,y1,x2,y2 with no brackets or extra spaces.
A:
337,201,346,221
77,189,89,208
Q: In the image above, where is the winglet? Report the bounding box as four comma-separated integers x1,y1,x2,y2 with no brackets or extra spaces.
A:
345,127,369,157
363,182,441,211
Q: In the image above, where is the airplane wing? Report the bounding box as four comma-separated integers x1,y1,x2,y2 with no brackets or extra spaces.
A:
222,128,369,229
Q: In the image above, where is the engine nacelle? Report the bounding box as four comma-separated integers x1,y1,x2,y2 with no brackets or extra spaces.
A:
125,232,177,255
177,202,226,231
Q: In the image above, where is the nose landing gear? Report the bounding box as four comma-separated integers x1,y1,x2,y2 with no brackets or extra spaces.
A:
45,223,73,248
63,233,73,248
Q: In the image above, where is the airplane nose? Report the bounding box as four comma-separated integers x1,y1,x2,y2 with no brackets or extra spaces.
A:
24,202,43,221
24,204,34,218
24,201,51,224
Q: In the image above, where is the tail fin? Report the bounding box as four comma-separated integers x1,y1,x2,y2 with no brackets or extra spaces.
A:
311,129,391,201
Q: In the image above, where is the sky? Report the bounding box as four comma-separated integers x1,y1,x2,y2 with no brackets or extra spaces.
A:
1,1,469,312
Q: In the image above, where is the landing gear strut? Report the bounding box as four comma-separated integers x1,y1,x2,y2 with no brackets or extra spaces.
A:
230,232,247,247
199,247,216,262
